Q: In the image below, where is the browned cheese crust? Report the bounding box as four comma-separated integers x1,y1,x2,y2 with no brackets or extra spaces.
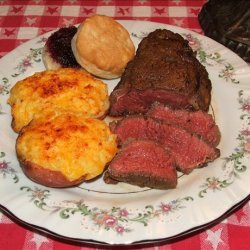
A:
7,68,109,133
16,113,117,187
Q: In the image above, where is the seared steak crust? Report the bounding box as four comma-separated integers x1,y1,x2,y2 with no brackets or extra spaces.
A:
109,29,212,116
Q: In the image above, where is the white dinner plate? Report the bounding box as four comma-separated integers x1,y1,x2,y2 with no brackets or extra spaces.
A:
0,20,249,245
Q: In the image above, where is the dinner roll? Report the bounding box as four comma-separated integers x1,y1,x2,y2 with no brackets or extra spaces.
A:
7,68,109,133
16,112,117,187
71,15,135,79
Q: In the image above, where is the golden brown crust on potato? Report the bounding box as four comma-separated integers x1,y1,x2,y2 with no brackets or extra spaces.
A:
7,68,109,133
16,113,117,187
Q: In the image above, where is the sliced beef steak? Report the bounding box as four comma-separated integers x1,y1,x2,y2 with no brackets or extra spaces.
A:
109,29,212,116
105,139,177,189
147,104,221,146
110,116,220,174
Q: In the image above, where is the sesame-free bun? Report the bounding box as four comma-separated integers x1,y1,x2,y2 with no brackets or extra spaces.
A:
7,68,109,133
16,112,117,187
71,15,135,79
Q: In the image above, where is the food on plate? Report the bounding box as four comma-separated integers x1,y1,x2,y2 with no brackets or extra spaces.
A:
8,23,221,191
109,29,212,116
147,104,221,146
106,29,221,189
104,139,177,190
42,26,81,70
16,112,117,187
109,115,220,175
71,15,135,79
7,68,109,133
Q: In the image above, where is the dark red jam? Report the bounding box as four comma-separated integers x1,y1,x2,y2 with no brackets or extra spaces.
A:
46,26,81,68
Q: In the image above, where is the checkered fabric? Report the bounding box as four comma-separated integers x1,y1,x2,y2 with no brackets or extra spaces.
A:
0,0,249,250
1,0,206,58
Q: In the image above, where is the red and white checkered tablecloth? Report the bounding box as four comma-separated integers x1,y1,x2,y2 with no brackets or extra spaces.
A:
0,0,249,249
0,0,208,58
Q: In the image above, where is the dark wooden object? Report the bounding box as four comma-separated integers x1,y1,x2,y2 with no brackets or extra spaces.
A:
198,0,250,62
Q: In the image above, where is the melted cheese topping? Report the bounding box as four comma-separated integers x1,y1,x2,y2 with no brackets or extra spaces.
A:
8,68,109,133
16,113,117,181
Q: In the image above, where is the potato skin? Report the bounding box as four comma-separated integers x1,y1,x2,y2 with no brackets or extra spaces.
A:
18,159,85,188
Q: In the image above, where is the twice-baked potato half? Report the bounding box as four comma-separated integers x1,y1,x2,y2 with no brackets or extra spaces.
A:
8,68,109,133
16,112,117,187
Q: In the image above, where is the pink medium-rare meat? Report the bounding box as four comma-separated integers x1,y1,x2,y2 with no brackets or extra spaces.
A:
109,88,191,116
109,29,212,116
105,139,177,189
147,104,221,146
110,116,220,174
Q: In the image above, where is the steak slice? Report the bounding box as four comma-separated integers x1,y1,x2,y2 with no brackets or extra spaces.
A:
109,29,212,116
111,116,220,174
105,139,177,189
147,104,221,146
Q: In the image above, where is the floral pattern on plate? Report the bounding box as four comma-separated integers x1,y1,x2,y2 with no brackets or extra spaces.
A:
199,90,250,197
20,185,193,234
